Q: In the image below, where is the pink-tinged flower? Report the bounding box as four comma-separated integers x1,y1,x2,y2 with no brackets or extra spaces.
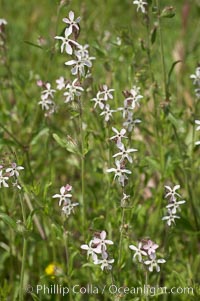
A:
56,77,66,90
92,231,113,253
107,160,131,187
144,253,166,272
100,104,116,122
129,242,147,262
162,210,180,226
0,170,9,188
99,85,115,101
133,0,147,13
91,91,105,110
62,11,81,32
55,27,79,55
143,240,159,256
94,252,114,271
52,186,72,207
65,184,72,192
110,127,127,147
113,143,137,163
81,241,101,262
6,163,24,177
165,185,181,200
36,79,44,87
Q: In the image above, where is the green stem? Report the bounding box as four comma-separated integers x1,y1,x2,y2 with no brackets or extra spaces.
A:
156,0,168,99
19,194,27,301
79,101,85,229
118,207,125,269
64,230,72,301
145,270,149,301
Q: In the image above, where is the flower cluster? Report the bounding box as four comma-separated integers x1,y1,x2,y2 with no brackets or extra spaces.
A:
0,162,24,189
38,82,56,116
91,85,116,122
162,185,186,226
133,0,147,14
195,120,200,146
129,239,166,272
38,11,95,115
118,85,142,132
190,66,200,99
107,127,137,186
52,184,79,217
81,230,114,271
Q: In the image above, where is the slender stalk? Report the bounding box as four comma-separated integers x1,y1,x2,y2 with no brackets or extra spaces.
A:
145,270,149,301
64,230,72,301
79,97,85,228
19,194,27,301
118,207,125,269
156,0,168,99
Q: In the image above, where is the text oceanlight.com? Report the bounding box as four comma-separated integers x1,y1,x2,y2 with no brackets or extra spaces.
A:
26,284,194,296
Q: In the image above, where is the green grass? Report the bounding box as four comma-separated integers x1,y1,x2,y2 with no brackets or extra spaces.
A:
0,0,200,300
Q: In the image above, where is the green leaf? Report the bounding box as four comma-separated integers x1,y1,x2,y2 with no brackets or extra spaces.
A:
52,133,67,148
161,6,176,18
151,25,157,44
31,128,49,145
167,60,182,89
24,40,43,49
0,213,16,230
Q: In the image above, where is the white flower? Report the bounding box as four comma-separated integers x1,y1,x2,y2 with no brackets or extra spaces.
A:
81,241,101,262
107,160,131,186
62,11,81,32
94,252,114,271
100,104,116,122
195,120,200,131
190,67,200,86
52,186,72,207
144,253,166,272
65,53,92,76
92,231,113,253
113,143,137,163
162,210,180,226
55,27,79,55
91,91,105,110
123,114,141,132
6,163,24,177
56,77,66,90
99,85,115,101
0,170,9,188
76,44,96,64
110,127,127,147
62,202,79,216
164,185,181,200
166,199,186,214
41,83,56,99
0,19,7,26
195,88,200,99
63,79,84,103
124,88,143,109
129,242,147,262
38,95,55,111
133,0,147,13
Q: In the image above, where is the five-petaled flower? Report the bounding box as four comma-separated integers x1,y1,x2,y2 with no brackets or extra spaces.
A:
113,143,137,163
144,253,166,272
133,0,147,13
0,170,9,188
107,160,131,186
129,242,147,262
52,186,72,207
55,27,79,55
6,163,24,177
63,11,81,33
